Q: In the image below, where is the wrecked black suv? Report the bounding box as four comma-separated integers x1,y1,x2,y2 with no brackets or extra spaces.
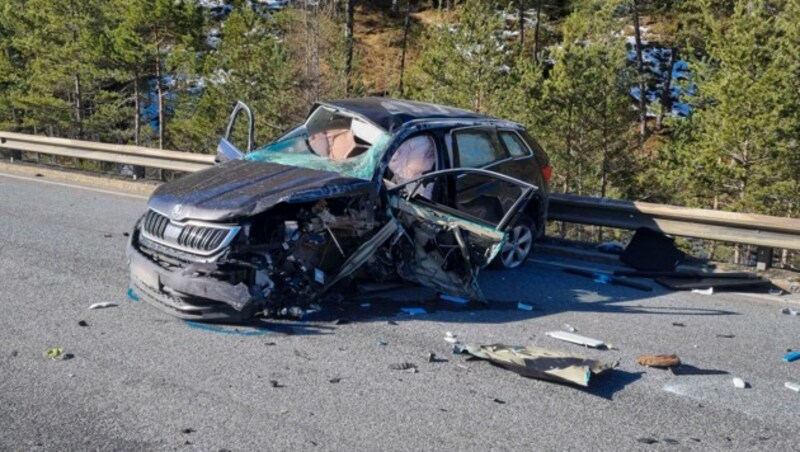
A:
128,98,551,321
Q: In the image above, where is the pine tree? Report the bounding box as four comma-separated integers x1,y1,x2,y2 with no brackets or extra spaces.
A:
406,0,510,113
169,2,296,153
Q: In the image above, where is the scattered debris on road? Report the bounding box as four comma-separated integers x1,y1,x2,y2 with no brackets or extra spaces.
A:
732,377,748,389
400,307,427,316
389,362,418,373
786,382,800,392
671,322,685,327
545,331,606,349
517,302,535,311
716,334,735,339
782,352,800,362
620,227,685,272
269,380,284,388
376,339,388,347
443,331,458,344
88,302,118,310
562,323,577,332
636,437,659,445
329,377,341,383
780,307,799,316
562,266,653,291
636,354,681,368
456,343,618,387
492,398,506,404
78,320,88,327
428,352,447,363
440,294,468,304
181,428,196,434
44,348,72,360
692,287,714,295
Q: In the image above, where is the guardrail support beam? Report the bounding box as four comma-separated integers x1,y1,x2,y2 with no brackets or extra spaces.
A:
756,247,773,271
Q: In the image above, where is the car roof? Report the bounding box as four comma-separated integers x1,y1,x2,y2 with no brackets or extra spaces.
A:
319,97,504,132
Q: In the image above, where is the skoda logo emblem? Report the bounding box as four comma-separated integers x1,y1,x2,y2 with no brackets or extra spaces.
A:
172,204,183,217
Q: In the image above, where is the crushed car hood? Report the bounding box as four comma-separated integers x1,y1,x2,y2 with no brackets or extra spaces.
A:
148,159,371,222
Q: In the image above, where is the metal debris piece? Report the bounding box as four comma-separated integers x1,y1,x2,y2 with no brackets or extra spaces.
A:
636,354,681,368
376,339,388,346
732,377,748,389
88,302,118,310
545,331,606,349
459,343,618,387
389,362,418,373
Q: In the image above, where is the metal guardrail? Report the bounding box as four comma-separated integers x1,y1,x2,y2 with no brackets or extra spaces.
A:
0,132,215,173
548,194,800,251
2,132,799,252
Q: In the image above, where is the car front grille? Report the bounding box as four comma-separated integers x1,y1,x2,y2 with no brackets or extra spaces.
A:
141,209,239,256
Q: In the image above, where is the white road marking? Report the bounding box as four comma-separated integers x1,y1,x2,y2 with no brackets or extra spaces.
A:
0,171,149,200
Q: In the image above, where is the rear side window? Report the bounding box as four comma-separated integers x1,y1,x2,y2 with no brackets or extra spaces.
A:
452,129,508,168
499,131,532,158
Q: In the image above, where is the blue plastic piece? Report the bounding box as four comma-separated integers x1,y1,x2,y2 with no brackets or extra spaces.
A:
783,352,800,363
126,288,141,303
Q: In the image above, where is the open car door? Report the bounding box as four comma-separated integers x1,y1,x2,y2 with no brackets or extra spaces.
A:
387,168,537,301
216,101,255,164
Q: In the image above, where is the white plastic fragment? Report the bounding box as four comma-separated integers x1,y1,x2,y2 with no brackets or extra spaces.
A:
545,331,606,348
786,382,800,392
732,377,747,389
563,323,577,333
88,302,118,310
444,331,459,344
691,287,714,295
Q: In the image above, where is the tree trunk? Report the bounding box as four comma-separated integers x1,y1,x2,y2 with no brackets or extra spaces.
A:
656,47,677,132
632,0,647,138
518,2,524,49
533,0,541,62
155,52,164,150
132,68,145,179
398,0,412,95
344,0,355,95
74,73,83,139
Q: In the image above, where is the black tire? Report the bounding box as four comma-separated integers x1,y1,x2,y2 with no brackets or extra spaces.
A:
491,214,535,270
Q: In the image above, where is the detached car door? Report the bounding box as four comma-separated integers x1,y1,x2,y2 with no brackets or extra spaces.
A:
387,168,537,301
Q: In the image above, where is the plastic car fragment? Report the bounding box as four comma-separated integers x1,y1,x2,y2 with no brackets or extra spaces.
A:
457,343,618,387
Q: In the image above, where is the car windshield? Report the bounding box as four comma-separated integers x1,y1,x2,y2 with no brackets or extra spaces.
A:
245,106,391,180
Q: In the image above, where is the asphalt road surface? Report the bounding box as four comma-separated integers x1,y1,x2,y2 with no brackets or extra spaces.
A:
1,170,800,451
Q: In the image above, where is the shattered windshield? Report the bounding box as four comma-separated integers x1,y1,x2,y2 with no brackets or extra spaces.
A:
245,106,391,180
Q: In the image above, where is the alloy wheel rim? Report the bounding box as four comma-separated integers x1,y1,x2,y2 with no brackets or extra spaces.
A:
501,224,533,269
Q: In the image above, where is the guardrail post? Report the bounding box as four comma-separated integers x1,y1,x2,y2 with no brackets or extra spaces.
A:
756,247,773,271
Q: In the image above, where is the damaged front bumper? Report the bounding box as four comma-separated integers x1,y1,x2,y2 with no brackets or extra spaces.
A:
127,239,264,322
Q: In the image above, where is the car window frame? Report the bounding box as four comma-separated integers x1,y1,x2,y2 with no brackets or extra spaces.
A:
497,129,534,159
448,126,511,171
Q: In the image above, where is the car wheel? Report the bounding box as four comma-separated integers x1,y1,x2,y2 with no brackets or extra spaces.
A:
494,214,535,270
